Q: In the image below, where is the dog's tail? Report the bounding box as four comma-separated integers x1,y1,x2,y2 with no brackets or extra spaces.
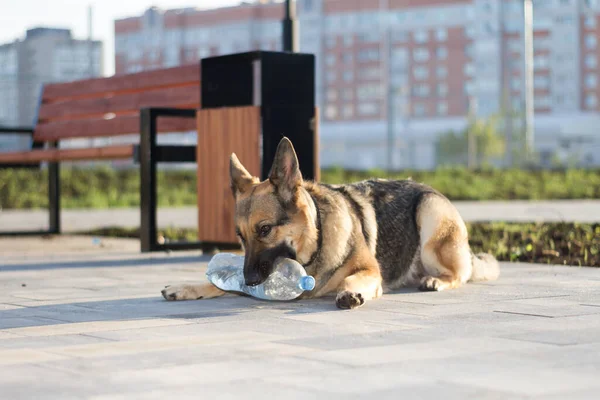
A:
468,251,500,282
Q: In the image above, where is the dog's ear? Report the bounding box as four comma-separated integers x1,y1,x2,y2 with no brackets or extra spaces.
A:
230,153,255,196
268,137,302,202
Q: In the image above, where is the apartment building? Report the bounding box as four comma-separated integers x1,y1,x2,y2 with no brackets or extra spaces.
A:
0,28,103,150
115,0,600,170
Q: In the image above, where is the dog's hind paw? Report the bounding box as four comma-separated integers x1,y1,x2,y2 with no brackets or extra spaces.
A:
418,276,445,292
336,291,365,310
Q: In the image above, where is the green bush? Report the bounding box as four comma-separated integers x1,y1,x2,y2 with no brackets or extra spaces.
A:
1,166,599,209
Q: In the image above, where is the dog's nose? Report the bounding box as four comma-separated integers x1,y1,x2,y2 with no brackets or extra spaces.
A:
244,273,262,287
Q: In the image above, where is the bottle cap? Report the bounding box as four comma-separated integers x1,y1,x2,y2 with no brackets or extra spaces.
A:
299,275,316,291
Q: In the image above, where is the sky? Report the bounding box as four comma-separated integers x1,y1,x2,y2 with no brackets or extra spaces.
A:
0,0,242,76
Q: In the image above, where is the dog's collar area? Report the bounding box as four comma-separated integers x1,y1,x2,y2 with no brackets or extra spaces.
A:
302,192,322,269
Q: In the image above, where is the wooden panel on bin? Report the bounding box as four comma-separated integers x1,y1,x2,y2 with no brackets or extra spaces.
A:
0,145,135,164
197,106,261,244
34,114,197,142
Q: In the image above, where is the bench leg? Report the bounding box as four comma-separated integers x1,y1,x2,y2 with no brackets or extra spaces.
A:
140,109,157,253
48,141,60,234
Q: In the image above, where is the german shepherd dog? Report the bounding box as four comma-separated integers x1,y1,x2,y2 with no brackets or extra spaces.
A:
162,137,499,309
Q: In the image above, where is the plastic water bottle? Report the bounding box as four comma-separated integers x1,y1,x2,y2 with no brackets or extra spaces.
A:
205,253,316,301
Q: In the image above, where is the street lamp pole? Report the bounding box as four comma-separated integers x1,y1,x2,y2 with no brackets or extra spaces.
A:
523,0,535,160
282,0,298,52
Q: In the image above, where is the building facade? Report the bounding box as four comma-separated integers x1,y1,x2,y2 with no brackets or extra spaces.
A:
0,28,103,150
115,0,600,170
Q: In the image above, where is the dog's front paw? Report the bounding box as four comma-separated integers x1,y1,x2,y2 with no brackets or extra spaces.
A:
336,291,365,310
419,276,444,292
161,285,203,301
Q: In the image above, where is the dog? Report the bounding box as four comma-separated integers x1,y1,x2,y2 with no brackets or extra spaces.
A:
161,137,499,309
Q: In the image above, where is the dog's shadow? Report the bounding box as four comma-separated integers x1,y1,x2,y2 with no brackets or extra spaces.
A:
0,287,426,330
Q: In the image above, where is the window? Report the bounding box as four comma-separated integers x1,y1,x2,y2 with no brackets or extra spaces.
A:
512,97,522,110
464,63,475,76
343,36,353,47
437,83,448,97
436,66,448,79
392,47,409,65
586,74,598,89
437,102,448,116
393,31,408,43
343,70,353,82
464,81,475,95
148,49,160,62
342,53,353,64
357,32,379,43
534,75,550,89
511,78,521,91
326,89,337,101
342,88,354,100
586,54,598,68
326,54,336,66
325,105,338,119
586,93,598,109
586,0,598,7
359,67,380,80
342,104,354,118
508,40,521,53
413,84,430,97
326,37,337,48
303,0,314,12
585,16,596,28
357,84,382,99
464,44,474,58
436,47,448,60
413,47,429,62
435,28,447,42
555,15,574,25
535,95,551,109
586,34,597,50
326,71,337,83
413,66,429,80
414,30,429,43
466,26,476,38
534,54,549,70
358,103,378,116
358,48,379,62
413,103,426,117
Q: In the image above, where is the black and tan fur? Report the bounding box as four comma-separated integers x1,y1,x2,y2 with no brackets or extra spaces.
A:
162,137,499,309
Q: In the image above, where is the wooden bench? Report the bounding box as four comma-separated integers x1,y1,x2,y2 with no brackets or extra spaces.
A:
0,63,220,252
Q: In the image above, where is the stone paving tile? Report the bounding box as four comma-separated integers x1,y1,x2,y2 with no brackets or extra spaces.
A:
392,354,600,397
0,316,71,330
297,336,559,367
0,348,68,366
0,333,115,350
1,318,194,337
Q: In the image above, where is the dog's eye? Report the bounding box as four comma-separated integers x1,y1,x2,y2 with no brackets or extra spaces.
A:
259,225,272,237
235,230,245,242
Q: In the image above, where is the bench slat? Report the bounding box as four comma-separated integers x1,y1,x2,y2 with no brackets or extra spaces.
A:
42,64,200,102
0,145,135,164
38,84,200,123
34,114,196,142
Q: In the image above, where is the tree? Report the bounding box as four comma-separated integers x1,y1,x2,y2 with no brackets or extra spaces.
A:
436,113,506,168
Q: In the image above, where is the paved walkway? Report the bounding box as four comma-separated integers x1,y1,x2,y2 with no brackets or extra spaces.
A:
1,200,599,233
1,237,599,399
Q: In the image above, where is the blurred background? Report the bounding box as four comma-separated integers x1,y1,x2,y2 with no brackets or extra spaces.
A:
1,0,599,172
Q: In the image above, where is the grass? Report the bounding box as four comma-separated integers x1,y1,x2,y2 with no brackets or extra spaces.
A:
80,222,600,267
1,166,600,209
